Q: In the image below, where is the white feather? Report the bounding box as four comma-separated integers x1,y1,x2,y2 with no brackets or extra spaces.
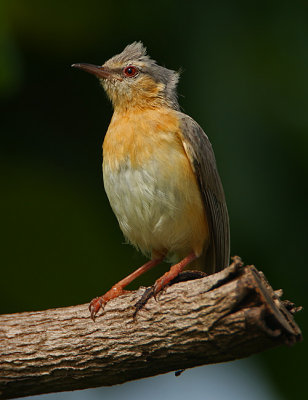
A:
103,157,199,261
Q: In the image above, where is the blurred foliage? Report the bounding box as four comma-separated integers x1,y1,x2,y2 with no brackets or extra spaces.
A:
0,1,307,399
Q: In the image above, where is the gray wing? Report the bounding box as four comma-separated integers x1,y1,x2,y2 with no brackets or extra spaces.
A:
178,112,230,273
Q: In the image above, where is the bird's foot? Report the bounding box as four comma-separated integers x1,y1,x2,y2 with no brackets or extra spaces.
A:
89,296,106,321
89,285,127,321
89,258,164,321
133,270,206,318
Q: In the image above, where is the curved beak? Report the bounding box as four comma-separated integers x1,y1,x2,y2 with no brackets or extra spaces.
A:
71,63,112,79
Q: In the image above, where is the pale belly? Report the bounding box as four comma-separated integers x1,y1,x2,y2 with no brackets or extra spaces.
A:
103,154,208,261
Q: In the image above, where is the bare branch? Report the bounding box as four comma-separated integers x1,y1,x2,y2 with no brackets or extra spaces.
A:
0,259,302,399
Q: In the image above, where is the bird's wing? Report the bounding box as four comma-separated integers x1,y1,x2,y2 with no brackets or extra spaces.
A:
177,112,230,273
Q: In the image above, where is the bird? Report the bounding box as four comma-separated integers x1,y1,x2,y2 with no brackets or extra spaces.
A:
72,42,230,320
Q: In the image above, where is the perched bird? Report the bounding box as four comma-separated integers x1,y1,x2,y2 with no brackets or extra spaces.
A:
72,42,230,320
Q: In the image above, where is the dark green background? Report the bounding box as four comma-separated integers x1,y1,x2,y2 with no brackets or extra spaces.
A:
1,1,307,399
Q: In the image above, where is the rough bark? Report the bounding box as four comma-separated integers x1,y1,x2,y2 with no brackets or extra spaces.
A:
0,258,302,400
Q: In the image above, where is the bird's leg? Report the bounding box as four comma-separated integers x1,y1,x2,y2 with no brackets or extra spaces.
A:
89,257,163,320
133,252,198,317
154,252,198,295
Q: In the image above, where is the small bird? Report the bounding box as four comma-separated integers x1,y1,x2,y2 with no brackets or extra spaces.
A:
72,42,230,320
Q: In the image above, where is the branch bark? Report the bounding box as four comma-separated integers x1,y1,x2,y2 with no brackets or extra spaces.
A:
0,258,302,400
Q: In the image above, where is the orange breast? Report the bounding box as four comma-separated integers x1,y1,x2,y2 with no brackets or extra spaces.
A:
102,107,209,261
103,107,181,168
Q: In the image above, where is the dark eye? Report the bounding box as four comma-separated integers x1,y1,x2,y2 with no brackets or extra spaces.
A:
123,65,138,77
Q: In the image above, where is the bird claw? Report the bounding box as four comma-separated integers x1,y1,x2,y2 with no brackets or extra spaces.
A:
133,280,168,318
89,296,106,321
89,285,125,321
133,286,155,318
133,270,207,318
153,275,167,297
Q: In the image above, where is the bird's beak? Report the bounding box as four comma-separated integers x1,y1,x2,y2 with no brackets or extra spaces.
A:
71,63,113,79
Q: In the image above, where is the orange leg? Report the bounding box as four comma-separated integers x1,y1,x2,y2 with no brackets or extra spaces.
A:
89,257,163,320
153,252,197,296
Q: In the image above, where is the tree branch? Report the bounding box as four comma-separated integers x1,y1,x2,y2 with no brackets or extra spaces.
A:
0,258,302,399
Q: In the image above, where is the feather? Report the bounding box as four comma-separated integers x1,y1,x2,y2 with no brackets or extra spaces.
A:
177,112,230,272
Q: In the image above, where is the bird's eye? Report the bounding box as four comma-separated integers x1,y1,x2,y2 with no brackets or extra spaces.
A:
123,66,138,77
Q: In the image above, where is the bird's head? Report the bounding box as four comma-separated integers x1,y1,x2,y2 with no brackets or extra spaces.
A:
72,42,180,111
